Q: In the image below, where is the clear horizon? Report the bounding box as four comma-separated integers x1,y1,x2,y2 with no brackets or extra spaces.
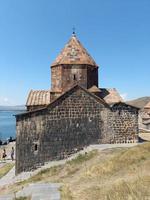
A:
0,0,150,106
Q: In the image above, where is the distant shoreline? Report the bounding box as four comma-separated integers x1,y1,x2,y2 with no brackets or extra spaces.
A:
0,105,26,111
0,110,25,112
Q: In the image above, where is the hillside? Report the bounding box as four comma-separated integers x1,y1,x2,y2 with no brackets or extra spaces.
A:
126,96,150,109
0,143,150,200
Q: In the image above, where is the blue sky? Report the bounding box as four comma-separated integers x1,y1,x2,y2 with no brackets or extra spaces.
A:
0,0,150,105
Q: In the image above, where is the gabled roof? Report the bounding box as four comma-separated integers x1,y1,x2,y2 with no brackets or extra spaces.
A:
26,87,123,108
26,90,50,106
144,101,150,109
100,88,123,104
16,84,108,117
51,34,98,67
109,102,140,110
46,84,108,108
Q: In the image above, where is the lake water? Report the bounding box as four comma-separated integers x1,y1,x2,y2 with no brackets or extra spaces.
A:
0,110,24,141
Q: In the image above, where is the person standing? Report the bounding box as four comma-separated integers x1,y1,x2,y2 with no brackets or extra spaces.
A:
11,147,14,161
2,148,7,160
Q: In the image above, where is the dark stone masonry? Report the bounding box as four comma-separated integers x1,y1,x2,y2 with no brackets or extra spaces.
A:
108,103,139,143
15,33,139,174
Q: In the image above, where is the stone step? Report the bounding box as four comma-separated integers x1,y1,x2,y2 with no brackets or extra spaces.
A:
0,194,15,200
32,193,60,200
18,183,60,199
16,183,60,197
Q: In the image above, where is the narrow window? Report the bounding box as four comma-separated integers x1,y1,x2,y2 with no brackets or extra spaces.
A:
33,141,39,154
73,74,76,81
34,144,38,151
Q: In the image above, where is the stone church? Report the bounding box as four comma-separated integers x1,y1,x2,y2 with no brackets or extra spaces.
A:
15,33,139,174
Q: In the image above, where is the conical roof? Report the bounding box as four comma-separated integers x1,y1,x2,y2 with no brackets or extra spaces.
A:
51,34,98,67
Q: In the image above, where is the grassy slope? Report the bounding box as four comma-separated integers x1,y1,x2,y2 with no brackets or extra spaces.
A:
0,163,14,179
1,143,150,200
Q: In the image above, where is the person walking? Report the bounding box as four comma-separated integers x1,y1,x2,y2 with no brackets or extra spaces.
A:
2,148,7,160
11,147,14,161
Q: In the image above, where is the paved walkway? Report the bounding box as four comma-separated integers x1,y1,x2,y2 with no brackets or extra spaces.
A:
0,183,61,200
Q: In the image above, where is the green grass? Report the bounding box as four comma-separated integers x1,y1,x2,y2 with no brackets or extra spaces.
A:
13,197,31,200
67,150,97,165
0,163,14,178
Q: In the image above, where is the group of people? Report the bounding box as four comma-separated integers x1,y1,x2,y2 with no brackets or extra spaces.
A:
1,147,14,161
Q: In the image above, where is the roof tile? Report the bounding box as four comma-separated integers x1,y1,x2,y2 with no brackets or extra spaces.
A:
26,90,50,106
100,88,123,104
51,35,98,67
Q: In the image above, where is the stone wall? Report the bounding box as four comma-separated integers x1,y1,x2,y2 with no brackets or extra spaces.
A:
107,103,139,143
16,87,139,174
51,65,98,94
61,65,87,91
16,87,107,174
87,67,98,89
51,65,62,92
139,110,150,130
50,91,62,102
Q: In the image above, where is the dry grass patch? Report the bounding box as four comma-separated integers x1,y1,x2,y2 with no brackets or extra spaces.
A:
86,143,150,179
60,185,73,200
0,150,98,195
26,150,98,183
1,143,150,200
79,176,150,200
67,143,150,200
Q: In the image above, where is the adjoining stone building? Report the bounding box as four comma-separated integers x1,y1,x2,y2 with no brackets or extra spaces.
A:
15,33,139,174
139,101,150,130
